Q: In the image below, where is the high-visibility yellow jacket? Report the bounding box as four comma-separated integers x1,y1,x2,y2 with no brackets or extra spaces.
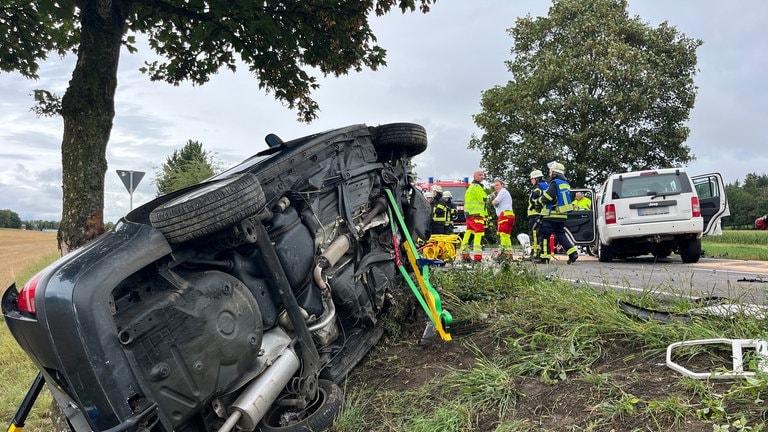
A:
463,181,488,217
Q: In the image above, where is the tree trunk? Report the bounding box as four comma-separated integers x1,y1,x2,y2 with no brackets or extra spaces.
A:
57,1,127,254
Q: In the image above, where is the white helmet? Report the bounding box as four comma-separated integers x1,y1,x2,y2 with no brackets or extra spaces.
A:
431,185,442,193
423,190,433,199
529,169,544,179
443,190,452,198
547,161,565,174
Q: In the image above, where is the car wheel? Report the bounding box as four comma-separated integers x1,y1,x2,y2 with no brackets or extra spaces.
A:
258,379,343,432
680,238,702,263
149,173,266,244
598,242,614,262
370,123,428,162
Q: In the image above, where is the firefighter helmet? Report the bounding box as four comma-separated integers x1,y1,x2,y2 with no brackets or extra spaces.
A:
547,161,565,174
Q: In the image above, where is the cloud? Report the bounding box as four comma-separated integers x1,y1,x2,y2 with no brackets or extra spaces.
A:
1,0,767,222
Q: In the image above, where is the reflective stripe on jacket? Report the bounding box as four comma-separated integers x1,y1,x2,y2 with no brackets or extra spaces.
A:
432,200,449,222
540,177,572,219
527,181,547,216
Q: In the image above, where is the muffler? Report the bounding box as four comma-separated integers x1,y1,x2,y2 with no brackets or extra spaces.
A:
217,348,300,432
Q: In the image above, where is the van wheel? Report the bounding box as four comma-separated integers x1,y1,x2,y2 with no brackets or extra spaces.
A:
370,123,428,162
680,238,702,263
598,242,614,262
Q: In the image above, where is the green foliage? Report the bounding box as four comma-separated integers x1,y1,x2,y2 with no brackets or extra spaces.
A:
0,209,22,228
470,0,700,191
724,172,768,228
1,0,436,251
154,139,219,195
21,219,60,230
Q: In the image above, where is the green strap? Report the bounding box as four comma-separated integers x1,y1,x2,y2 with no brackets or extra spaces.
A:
385,189,449,331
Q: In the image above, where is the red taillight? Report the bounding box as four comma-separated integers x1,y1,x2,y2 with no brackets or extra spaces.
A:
605,204,617,224
17,270,44,314
691,196,701,217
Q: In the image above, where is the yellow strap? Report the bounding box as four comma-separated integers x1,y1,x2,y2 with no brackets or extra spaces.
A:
403,241,451,341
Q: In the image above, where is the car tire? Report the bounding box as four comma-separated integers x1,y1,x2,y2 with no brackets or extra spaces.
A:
598,242,614,262
370,123,428,162
258,379,343,432
680,238,702,263
149,173,266,244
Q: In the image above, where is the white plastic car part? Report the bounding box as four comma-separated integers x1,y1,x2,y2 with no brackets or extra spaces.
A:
666,338,768,379
517,233,531,256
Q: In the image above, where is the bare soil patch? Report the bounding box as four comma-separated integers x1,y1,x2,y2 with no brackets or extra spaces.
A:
0,229,59,290
350,317,732,431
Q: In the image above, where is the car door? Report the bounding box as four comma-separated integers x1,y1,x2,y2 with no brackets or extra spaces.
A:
565,188,596,245
692,173,730,236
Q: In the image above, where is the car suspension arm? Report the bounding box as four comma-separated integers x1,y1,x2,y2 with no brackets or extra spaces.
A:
252,219,321,397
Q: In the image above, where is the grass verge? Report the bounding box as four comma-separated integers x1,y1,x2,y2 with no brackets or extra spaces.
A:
337,262,768,431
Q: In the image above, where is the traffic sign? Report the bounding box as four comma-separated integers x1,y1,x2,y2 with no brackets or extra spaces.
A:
116,170,145,210
116,170,145,193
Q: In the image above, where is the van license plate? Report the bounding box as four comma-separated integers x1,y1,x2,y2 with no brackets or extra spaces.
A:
638,207,669,216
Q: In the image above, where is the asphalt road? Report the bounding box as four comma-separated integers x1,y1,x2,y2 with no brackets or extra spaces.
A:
540,254,768,306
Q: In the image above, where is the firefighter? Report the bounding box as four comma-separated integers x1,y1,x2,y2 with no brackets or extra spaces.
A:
460,170,488,262
527,169,547,259
430,185,449,235
424,189,434,205
443,190,457,233
536,162,579,264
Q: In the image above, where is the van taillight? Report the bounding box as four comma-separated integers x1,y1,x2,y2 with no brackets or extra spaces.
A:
691,196,701,217
17,270,44,314
605,204,617,224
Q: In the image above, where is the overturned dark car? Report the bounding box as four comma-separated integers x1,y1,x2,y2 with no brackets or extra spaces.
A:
3,123,449,432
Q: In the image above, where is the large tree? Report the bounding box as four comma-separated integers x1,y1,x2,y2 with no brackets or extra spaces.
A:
470,0,701,192
154,139,219,196
0,0,434,254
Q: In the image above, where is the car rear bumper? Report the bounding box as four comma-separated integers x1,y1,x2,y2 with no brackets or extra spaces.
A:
600,219,703,243
2,221,172,431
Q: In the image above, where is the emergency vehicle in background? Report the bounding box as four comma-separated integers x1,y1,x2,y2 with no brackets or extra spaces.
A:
415,177,470,234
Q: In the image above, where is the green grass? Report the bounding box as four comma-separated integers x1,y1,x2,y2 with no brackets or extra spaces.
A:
703,230,768,260
1,253,58,431
337,260,768,431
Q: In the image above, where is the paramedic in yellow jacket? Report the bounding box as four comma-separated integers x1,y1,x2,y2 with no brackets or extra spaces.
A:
460,170,488,262
536,162,579,265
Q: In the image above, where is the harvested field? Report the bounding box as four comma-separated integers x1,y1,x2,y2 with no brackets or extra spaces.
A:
0,229,59,290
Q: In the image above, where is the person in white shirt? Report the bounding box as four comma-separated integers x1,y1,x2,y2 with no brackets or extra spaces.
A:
491,178,515,258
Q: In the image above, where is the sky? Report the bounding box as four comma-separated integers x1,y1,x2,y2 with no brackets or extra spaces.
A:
1,1,767,223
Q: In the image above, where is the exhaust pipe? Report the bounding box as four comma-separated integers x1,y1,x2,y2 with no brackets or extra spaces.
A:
218,348,300,432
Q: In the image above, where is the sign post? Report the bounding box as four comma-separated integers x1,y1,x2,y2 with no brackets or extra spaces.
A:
116,170,145,210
